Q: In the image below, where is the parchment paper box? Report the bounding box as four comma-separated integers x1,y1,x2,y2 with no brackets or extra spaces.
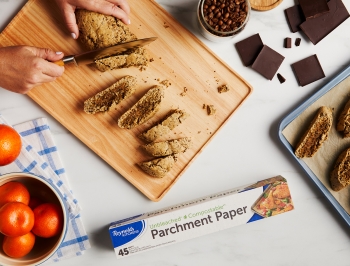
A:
109,175,294,259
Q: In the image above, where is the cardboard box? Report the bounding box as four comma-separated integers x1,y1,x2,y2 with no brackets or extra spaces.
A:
109,175,294,259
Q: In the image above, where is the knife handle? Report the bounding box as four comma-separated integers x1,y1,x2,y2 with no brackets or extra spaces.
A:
53,55,76,66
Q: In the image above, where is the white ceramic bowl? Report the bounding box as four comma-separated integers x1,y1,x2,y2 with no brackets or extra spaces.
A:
0,172,68,266
197,0,251,42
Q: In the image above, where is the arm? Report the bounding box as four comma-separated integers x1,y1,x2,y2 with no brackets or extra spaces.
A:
54,0,130,39
0,46,64,94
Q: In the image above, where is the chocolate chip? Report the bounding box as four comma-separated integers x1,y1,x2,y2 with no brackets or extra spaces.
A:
295,38,301,46
277,73,286,84
284,37,292,48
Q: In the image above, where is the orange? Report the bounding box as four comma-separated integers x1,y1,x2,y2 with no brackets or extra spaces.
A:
32,203,63,238
0,124,22,166
0,202,34,237
0,181,30,208
2,231,35,258
28,197,43,210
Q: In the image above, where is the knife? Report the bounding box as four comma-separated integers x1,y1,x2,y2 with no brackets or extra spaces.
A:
54,37,157,66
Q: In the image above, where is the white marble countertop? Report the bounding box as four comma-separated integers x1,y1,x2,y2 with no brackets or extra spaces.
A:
1,0,350,265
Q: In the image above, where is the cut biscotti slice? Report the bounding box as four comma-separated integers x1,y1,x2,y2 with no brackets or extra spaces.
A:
138,155,177,178
139,109,189,142
141,137,192,157
118,85,164,129
337,98,350,138
330,147,350,191
83,76,137,114
294,106,333,158
94,48,148,72
75,10,148,71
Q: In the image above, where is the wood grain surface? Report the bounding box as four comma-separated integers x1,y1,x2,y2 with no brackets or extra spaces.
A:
0,0,252,201
249,0,283,11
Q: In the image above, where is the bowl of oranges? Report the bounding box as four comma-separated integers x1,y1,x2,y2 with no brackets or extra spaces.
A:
0,172,68,266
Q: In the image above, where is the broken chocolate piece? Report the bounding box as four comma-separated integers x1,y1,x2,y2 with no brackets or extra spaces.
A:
298,0,329,19
251,45,285,80
277,73,286,84
300,0,350,45
235,33,264,67
295,38,301,46
291,54,325,87
284,38,291,48
284,5,305,33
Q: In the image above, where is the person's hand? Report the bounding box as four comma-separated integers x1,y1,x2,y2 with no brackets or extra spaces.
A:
0,46,65,94
54,0,130,39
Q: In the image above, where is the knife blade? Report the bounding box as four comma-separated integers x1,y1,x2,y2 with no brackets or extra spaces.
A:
54,37,157,66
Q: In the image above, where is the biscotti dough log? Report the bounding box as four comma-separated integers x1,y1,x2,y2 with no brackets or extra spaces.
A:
337,98,350,138
84,76,137,114
118,86,164,129
139,109,189,142
141,137,192,157
138,155,177,178
75,9,148,70
294,106,333,158
330,147,350,191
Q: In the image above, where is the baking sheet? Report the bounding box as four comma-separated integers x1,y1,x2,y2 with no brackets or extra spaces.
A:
279,64,350,226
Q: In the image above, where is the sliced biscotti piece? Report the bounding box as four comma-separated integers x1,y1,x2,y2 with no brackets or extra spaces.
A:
84,76,137,114
337,98,350,138
138,155,177,178
141,137,192,157
95,48,148,72
139,109,189,142
294,106,333,158
330,147,350,191
118,86,164,129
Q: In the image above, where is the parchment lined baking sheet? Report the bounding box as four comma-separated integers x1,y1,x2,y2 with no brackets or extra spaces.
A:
282,76,350,215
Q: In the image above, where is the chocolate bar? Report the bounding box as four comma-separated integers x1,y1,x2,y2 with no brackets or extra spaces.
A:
298,0,329,19
251,45,285,80
235,33,264,67
291,54,325,87
284,5,305,33
300,0,350,45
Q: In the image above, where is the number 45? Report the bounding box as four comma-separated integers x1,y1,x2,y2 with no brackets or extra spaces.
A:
118,248,129,256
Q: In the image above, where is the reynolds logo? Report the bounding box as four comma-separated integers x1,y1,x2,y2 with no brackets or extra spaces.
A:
110,220,146,248
112,227,137,237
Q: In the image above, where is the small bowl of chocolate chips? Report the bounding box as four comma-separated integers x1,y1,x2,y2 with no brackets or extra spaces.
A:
197,0,250,42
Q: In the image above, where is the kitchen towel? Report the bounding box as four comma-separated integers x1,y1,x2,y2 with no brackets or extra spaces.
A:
0,115,90,263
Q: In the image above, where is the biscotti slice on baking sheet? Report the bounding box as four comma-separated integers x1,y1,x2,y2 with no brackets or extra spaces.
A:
138,155,177,178
118,85,164,129
75,9,148,71
84,76,137,114
139,109,189,142
141,137,192,157
330,146,350,191
337,98,350,138
294,106,333,158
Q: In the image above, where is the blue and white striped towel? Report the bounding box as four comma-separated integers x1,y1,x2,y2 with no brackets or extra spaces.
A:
0,115,90,264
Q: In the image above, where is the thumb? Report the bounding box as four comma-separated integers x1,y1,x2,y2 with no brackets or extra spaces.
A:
33,48,64,61
61,6,79,39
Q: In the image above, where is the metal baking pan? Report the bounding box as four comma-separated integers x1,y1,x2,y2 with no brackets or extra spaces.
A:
278,63,350,227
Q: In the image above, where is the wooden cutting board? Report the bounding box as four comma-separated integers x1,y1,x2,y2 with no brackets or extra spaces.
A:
0,0,252,201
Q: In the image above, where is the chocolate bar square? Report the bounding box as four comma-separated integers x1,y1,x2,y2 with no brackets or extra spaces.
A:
235,33,264,67
284,5,305,33
251,45,285,80
291,54,325,86
299,0,329,18
300,0,350,45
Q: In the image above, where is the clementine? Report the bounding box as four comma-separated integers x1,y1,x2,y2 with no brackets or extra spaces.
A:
0,202,34,237
32,203,63,238
2,231,35,258
0,181,30,208
0,124,22,166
